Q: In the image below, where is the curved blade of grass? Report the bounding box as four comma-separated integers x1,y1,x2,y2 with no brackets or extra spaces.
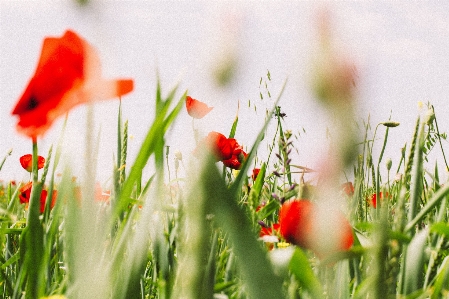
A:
289,247,324,299
248,162,266,212
117,83,186,216
430,255,449,299
202,155,285,299
403,228,428,295
229,114,238,139
405,183,449,233
0,148,12,171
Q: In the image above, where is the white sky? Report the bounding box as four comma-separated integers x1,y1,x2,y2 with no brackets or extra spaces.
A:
1,1,449,185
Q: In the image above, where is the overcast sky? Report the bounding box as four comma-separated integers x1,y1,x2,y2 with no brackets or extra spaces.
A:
1,1,449,184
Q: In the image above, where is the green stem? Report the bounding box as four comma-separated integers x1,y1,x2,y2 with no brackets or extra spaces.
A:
25,138,44,298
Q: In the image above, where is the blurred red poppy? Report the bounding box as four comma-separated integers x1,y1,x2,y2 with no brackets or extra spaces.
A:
185,96,213,119
279,199,353,257
11,30,134,138
368,192,389,208
341,182,354,196
20,154,45,172
19,182,57,213
95,182,111,202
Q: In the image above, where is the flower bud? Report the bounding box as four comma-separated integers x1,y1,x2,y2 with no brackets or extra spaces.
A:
381,121,400,128
174,150,182,161
386,158,392,171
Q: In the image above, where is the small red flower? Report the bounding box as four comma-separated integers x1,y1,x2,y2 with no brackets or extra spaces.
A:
252,168,261,181
279,199,353,257
185,96,213,119
19,182,57,213
341,182,354,196
11,30,134,138
20,154,45,172
368,192,389,208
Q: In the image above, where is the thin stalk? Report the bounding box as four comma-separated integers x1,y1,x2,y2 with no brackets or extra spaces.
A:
432,105,449,171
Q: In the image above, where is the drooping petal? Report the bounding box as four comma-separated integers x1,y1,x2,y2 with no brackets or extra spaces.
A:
185,96,213,119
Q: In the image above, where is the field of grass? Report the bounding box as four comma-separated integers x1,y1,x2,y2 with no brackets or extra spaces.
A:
2,19,449,299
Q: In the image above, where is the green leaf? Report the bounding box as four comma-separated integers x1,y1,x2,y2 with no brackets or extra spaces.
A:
229,115,238,139
201,155,285,299
405,183,449,232
257,199,280,221
431,256,449,299
248,163,266,211
289,247,324,299
430,222,449,237
117,82,186,216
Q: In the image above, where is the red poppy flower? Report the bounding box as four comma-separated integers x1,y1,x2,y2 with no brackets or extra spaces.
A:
194,131,247,169
19,182,57,213
11,30,134,138
19,182,33,204
368,192,389,208
223,150,247,170
341,182,354,196
279,199,353,257
185,96,213,119
19,154,45,172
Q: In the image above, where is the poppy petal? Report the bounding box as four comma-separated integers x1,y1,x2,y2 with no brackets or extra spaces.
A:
11,30,134,138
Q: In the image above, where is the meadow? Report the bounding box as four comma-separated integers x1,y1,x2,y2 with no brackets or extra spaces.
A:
1,16,449,299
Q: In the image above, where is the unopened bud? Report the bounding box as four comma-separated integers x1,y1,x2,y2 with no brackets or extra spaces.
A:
386,158,392,171
174,150,182,161
381,121,400,128
401,146,406,158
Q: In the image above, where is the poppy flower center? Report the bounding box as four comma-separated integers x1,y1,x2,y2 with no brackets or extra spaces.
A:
27,96,38,110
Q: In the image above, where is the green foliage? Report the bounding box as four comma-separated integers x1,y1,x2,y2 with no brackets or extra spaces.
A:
3,75,449,299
